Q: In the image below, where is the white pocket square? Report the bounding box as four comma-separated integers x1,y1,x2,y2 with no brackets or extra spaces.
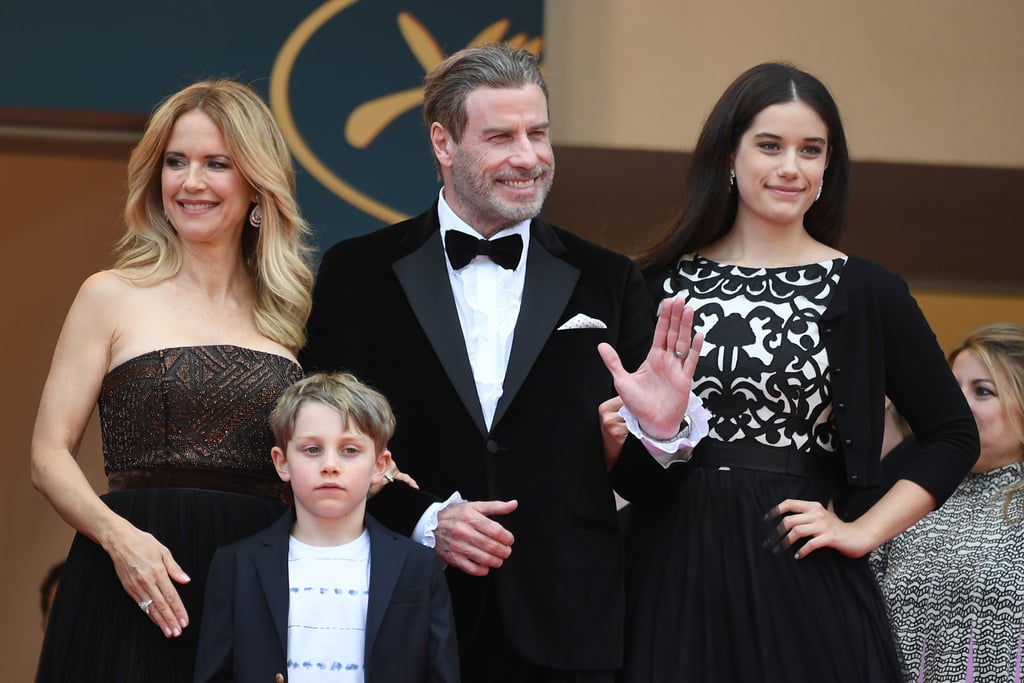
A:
557,313,608,330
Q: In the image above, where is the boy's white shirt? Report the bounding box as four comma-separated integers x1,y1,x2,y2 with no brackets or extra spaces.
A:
285,530,371,681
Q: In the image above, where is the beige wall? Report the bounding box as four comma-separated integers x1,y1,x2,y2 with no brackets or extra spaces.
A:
919,292,1024,352
2,148,123,676
4,1,1022,679
545,0,1024,168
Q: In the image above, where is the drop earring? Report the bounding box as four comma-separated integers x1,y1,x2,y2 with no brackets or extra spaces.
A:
249,203,263,229
815,183,823,202
729,169,735,188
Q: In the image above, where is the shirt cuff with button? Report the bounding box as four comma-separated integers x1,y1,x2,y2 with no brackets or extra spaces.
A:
412,491,468,547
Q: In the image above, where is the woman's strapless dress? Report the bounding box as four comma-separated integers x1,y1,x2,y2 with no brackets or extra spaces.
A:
36,345,302,682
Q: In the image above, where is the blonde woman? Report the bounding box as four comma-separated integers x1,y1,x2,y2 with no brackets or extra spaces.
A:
32,79,313,682
876,323,1024,682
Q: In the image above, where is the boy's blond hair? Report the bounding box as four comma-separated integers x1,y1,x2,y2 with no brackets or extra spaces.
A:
270,372,395,453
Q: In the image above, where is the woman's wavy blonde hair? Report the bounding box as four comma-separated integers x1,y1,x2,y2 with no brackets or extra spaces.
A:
115,79,313,352
949,322,1024,524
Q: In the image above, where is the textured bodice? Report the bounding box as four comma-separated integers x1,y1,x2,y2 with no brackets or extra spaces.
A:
659,254,846,453
100,345,302,477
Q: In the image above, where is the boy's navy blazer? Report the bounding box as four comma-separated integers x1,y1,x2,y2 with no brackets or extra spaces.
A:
194,510,460,682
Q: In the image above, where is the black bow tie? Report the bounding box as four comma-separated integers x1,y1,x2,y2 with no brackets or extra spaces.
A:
444,231,523,270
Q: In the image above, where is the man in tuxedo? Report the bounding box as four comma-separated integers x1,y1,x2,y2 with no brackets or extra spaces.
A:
302,44,690,682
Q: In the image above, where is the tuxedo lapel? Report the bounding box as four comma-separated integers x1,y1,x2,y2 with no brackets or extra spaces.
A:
363,517,405,658
493,220,579,428
252,512,294,653
392,211,488,435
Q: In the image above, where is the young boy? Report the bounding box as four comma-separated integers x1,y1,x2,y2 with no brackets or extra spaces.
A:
194,372,460,682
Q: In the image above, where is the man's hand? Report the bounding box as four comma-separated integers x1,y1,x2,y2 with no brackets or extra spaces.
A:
599,396,627,470
433,500,518,576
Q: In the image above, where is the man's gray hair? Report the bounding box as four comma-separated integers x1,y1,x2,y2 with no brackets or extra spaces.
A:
423,43,548,144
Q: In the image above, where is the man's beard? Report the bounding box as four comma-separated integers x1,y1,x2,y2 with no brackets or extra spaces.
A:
449,150,555,232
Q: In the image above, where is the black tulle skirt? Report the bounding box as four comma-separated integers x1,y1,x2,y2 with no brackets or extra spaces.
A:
36,487,285,682
621,443,903,682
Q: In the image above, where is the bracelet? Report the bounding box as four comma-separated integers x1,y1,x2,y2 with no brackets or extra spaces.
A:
618,392,712,464
637,414,692,444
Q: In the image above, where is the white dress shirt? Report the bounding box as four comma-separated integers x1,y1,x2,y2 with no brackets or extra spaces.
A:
412,189,530,546
437,188,530,431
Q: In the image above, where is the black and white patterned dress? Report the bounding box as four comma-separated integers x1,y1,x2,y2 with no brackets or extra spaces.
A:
622,255,903,682
874,463,1024,682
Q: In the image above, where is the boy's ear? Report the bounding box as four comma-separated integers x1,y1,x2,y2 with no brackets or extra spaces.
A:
371,449,393,486
271,446,290,482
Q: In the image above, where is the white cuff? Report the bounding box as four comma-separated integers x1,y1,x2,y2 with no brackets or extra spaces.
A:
412,491,467,547
619,391,712,467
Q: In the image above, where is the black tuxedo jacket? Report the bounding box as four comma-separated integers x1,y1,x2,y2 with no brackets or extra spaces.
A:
194,511,460,682
301,205,662,670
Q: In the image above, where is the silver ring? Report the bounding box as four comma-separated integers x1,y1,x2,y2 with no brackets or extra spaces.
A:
673,350,688,360
384,472,395,483
139,598,154,614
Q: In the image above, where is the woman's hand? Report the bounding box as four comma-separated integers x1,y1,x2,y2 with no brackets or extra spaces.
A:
368,461,420,497
767,499,876,560
598,294,704,439
104,518,191,637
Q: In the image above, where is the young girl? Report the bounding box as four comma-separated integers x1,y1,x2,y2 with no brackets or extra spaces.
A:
600,62,978,682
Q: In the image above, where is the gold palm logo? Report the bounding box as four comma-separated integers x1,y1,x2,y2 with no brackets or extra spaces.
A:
345,12,543,149
270,1,542,223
